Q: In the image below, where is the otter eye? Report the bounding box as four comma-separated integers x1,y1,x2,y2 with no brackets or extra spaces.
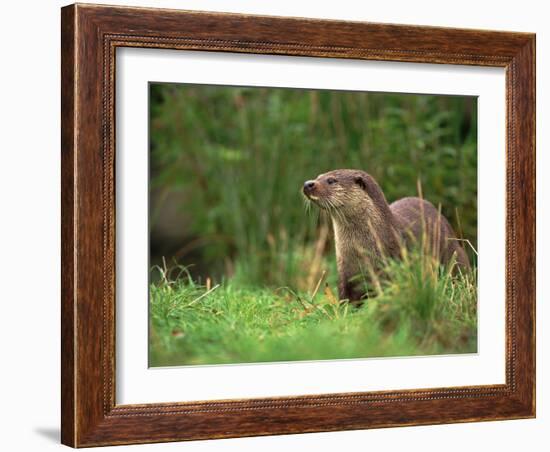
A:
327,177,337,185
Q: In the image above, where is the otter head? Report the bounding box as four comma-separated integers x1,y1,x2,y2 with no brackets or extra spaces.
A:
302,169,378,218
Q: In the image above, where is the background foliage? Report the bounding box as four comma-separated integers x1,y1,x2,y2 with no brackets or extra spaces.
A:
150,83,477,290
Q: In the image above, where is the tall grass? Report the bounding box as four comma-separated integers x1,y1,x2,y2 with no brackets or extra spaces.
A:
150,84,477,288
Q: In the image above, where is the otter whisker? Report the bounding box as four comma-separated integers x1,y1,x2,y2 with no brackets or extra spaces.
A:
303,197,312,215
328,203,342,224
328,199,346,225
324,199,336,217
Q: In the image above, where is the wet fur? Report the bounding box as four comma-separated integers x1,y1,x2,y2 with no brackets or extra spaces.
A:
304,169,470,302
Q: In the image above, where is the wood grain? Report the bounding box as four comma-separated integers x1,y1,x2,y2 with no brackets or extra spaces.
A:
60,5,76,446
61,3,536,447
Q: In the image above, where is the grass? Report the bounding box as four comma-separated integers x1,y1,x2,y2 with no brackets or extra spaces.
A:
149,249,477,367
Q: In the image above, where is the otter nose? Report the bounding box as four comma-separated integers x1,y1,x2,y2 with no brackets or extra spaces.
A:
303,180,316,192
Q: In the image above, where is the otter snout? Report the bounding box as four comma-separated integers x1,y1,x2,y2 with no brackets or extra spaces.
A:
303,180,317,195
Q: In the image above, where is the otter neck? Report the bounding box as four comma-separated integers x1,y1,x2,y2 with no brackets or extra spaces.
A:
330,202,401,261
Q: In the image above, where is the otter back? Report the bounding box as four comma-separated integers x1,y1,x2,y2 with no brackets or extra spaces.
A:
390,197,470,269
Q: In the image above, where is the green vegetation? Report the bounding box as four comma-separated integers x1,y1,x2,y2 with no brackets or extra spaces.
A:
149,250,477,366
150,85,477,288
149,84,478,366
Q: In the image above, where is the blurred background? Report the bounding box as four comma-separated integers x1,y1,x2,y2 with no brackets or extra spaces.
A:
149,83,477,290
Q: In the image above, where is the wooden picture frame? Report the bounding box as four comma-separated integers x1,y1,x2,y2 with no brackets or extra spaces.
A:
61,3,535,447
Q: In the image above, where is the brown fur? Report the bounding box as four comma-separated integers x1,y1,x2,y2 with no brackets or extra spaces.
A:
303,169,470,302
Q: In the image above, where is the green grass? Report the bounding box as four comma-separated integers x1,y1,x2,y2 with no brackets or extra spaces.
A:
149,250,477,367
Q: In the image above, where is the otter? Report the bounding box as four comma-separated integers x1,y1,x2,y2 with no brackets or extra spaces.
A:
303,169,470,302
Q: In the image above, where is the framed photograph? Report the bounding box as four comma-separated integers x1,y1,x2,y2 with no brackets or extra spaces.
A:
61,3,535,447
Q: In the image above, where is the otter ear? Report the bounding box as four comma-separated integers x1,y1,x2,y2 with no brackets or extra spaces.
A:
354,175,367,190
